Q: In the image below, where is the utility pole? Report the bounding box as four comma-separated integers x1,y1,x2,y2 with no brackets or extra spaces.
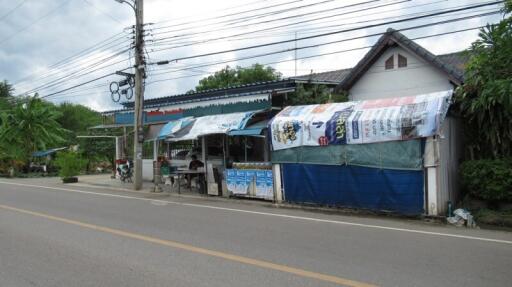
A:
133,0,145,190
113,0,144,190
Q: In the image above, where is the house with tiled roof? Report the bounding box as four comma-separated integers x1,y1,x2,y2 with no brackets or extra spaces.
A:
278,28,470,216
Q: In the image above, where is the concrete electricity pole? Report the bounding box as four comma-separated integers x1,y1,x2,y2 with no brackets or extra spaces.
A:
115,0,145,190
133,0,145,190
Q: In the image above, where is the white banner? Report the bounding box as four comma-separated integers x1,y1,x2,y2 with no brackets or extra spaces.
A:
270,90,452,150
169,111,255,141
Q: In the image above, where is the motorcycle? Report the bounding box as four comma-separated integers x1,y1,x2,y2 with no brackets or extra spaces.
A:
117,161,133,183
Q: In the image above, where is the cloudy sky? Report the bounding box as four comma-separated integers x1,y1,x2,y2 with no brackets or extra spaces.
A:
0,0,504,111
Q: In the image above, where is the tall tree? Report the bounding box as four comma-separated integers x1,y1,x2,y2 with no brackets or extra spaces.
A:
0,80,14,111
195,64,281,92
0,96,69,167
455,1,512,158
57,102,102,144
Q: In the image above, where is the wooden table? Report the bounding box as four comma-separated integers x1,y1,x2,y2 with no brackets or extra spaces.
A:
175,170,205,194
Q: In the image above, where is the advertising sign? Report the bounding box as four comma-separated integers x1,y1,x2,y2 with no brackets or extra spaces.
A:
270,90,452,150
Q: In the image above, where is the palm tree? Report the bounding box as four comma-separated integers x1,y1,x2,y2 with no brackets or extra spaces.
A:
0,96,69,169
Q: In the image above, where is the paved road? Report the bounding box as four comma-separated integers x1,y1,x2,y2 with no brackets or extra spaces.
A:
0,179,511,287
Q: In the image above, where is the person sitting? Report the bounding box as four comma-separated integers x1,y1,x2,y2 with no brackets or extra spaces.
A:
187,155,204,189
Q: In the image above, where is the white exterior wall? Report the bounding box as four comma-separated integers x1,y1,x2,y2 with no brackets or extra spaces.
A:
349,47,454,101
347,45,462,216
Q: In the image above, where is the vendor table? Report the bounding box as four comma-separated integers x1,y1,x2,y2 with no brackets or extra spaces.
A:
175,169,205,194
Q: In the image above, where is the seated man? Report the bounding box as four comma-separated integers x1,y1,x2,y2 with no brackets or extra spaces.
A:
187,155,204,189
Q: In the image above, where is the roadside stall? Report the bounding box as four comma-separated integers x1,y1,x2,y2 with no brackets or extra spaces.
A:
163,111,261,196
225,114,274,200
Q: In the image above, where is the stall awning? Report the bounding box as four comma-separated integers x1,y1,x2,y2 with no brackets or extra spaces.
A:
228,120,268,136
168,111,258,141
157,117,193,140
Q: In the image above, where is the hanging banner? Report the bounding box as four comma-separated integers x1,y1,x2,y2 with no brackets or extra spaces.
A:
168,111,256,141
270,90,452,150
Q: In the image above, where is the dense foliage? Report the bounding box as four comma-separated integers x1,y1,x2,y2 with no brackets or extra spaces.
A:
455,2,512,159
0,96,69,168
460,158,512,202
195,64,281,92
0,82,113,175
286,84,348,105
54,151,86,179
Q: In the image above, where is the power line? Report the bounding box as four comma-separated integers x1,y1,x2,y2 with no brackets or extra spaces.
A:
13,31,131,86
81,0,125,25
150,0,382,39
33,22,488,103
151,0,277,25
18,49,132,95
15,42,132,90
0,0,69,45
151,0,333,32
147,11,497,79
147,0,455,49
40,72,119,99
0,0,29,22
150,1,503,66
147,0,498,51
151,0,455,46
144,26,485,91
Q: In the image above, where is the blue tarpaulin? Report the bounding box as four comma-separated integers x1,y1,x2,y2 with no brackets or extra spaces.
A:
157,117,193,140
32,147,67,158
282,163,424,214
228,120,268,136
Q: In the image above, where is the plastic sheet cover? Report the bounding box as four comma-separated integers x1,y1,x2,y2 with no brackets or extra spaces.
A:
272,139,423,170
282,164,424,214
168,111,256,141
270,90,451,150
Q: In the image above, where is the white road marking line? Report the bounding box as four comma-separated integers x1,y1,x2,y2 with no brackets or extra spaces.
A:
1,181,511,245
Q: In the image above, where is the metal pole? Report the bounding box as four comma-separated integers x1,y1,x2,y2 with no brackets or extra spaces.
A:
133,0,145,190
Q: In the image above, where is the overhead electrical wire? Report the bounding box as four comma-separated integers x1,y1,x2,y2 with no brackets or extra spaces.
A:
147,0,498,52
144,25,485,90
150,0,339,33
146,11,498,79
0,0,69,45
149,1,503,66
0,0,29,22
149,0,449,46
41,10,497,101
13,31,132,86
81,0,125,25
149,0,384,41
18,49,133,96
14,0,503,103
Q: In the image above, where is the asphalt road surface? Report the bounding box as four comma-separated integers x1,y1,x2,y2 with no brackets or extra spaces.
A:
0,179,511,287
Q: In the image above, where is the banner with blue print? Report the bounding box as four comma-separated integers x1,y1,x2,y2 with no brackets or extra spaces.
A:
269,90,452,150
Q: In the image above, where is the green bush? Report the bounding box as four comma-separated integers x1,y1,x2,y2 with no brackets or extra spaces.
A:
54,151,85,179
460,158,512,202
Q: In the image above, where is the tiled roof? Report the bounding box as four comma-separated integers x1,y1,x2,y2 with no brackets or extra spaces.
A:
288,68,352,84
337,28,468,91
437,51,470,77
